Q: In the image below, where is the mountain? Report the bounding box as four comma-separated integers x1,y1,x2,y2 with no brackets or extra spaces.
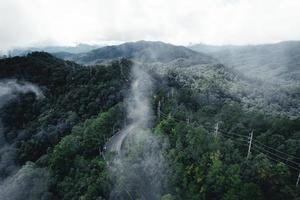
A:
56,41,216,65
8,43,102,56
0,51,299,199
189,41,300,82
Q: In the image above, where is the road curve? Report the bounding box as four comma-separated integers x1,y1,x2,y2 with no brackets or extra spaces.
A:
104,130,128,155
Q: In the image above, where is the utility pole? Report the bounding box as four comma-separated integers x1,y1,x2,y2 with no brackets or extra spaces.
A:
186,117,190,124
157,100,161,119
296,171,300,187
120,64,124,78
247,131,254,159
214,122,219,138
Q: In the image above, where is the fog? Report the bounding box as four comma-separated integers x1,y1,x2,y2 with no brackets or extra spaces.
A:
0,79,44,106
0,163,51,200
0,80,44,178
109,65,168,200
1,0,300,53
0,79,50,200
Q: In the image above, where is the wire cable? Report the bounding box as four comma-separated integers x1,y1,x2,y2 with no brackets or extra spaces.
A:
251,148,300,172
219,133,250,144
251,143,300,167
252,138,300,161
159,110,300,164
220,135,300,172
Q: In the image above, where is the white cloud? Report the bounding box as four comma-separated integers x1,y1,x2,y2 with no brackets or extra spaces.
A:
0,0,300,52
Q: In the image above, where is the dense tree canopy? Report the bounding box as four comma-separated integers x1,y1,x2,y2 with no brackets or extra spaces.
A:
0,53,299,199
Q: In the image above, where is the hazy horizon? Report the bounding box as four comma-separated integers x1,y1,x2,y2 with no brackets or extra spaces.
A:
3,39,300,55
1,0,300,53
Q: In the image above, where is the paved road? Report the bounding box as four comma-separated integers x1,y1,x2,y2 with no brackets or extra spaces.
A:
104,130,128,155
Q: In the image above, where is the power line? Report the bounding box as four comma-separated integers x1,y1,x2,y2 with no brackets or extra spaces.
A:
251,148,300,172
220,134,300,172
252,143,300,167
220,129,300,162
219,135,250,150
219,129,249,139
159,110,300,169
221,134,300,171
219,132,300,171
126,108,300,185
159,110,300,186
219,133,249,143
252,139,300,161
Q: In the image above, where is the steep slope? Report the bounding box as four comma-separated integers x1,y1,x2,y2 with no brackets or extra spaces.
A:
0,53,132,199
190,41,300,82
58,41,216,65
0,52,299,199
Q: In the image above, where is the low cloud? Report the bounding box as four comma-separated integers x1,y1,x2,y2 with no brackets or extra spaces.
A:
0,79,50,200
0,162,51,200
1,0,300,53
109,66,168,200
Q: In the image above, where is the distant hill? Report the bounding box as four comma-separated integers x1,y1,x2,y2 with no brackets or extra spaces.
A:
189,41,300,82
9,44,102,57
56,41,216,65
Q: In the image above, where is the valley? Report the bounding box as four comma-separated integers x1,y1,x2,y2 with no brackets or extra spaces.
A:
0,41,299,200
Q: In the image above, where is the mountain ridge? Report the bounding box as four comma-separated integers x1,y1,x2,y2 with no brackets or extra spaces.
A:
7,43,102,57
189,41,300,82
55,40,217,65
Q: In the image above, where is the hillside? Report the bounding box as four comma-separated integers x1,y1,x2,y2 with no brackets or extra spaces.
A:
189,41,300,82
0,52,299,199
56,41,216,65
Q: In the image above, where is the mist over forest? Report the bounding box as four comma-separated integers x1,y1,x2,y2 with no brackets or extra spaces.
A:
1,0,300,199
0,40,299,200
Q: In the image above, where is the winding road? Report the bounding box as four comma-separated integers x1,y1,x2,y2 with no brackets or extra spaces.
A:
104,130,128,155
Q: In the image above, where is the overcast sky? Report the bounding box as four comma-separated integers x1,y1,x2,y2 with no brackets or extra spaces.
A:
0,0,300,52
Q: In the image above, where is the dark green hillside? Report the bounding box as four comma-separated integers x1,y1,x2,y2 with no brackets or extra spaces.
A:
0,53,299,199
0,53,133,199
152,69,300,199
0,52,131,166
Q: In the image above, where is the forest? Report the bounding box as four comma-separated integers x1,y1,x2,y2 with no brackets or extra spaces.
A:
0,52,299,200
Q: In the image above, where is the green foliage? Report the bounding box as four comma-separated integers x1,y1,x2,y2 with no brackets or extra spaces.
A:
0,53,130,164
153,75,300,199
56,157,110,200
49,105,123,199
1,53,299,199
